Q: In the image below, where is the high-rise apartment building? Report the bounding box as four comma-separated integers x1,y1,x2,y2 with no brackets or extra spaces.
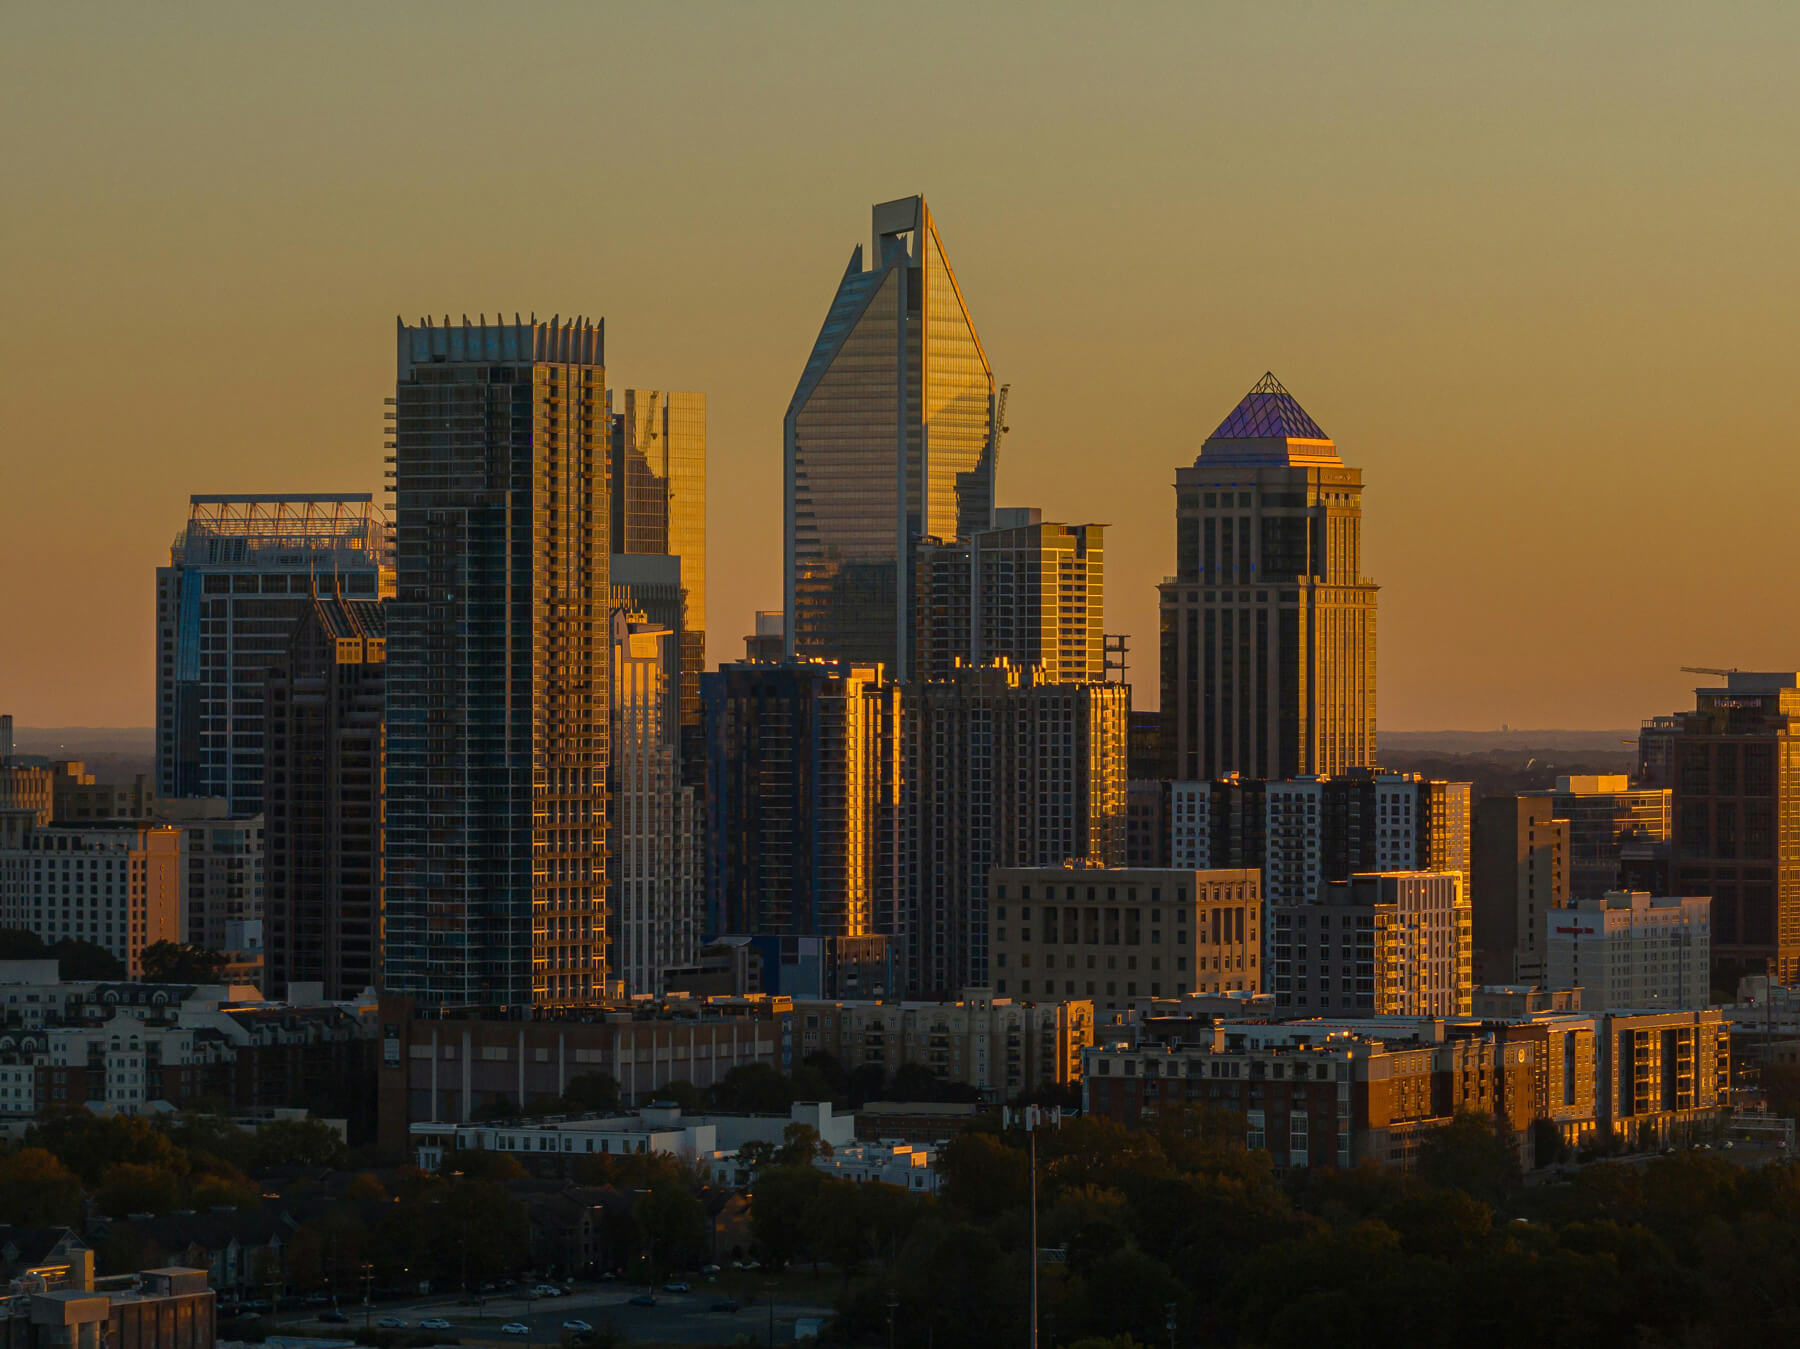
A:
1471,796,1569,985
263,592,386,1001
155,800,263,958
914,512,1105,684
906,661,1129,996
0,717,52,827
1158,374,1377,781
385,317,610,1010
702,661,902,949
988,865,1261,1020
1169,771,1469,907
0,819,183,977
1268,872,1471,1017
1543,892,1711,1011
785,195,997,677
611,390,706,739
156,494,391,815
1523,775,1672,901
609,605,701,996
1664,671,1800,986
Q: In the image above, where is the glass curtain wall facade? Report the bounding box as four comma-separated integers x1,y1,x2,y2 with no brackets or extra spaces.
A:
785,196,996,678
156,494,390,815
385,316,609,1010
611,389,706,738
1158,374,1378,781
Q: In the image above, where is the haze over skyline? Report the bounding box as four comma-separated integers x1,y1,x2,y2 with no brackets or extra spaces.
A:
5,2,1797,730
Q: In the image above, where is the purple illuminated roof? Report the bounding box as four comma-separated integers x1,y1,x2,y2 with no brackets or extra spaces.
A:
1208,372,1329,442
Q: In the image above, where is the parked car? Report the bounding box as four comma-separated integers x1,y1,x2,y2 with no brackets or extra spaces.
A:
420,1319,453,1330
561,1321,592,1333
531,1284,565,1298
377,1318,408,1328
501,1322,530,1336
627,1294,656,1308
319,1311,348,1324
710,1298,741,1314
662,1281,690,1294
699,1264,721,1275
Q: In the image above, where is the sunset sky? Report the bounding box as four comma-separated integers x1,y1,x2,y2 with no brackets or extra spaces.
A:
4,2,1797,730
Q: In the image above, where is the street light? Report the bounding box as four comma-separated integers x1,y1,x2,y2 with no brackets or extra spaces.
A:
1165,1301,1178,1349
887,1295,899,1349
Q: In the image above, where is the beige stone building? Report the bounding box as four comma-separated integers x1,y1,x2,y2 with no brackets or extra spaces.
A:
795,996,1093,1099
987,865,1261,1021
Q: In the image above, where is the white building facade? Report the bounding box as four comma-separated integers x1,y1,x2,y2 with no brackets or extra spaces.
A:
1544,892,1711,1010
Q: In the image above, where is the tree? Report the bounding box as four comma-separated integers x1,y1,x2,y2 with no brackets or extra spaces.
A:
775,1121,832,1167
937,1131,1029,1216
632,1183,708,1280
47,938,126,980
1416,1111,1519,1207
653,1078,704,1113
344,1172,390,1202
0,927,46,959
561,1071,622,1114
27,1110,183,1184
749,1164,827,1268
709,1063,795,1114
0,1147,83,1225
251,1118,347,1171
96,1162,183,1217
441,1147,525,1182
190,1171,261,1209
138,941,228,984
432,1178,529,1287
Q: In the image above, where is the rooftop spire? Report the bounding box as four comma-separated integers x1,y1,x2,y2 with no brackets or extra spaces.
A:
1208,371,1330,442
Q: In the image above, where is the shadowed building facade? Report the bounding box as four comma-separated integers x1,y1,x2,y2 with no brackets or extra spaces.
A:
385,317,610,1010
1159,374,1377,781
784,195,997,678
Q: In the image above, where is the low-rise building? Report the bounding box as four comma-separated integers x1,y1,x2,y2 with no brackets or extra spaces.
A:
794,996,1092,1100
1544,891,1711,1011
813,1141,941,1193
988,865,1260,1022
0,1255,215,1349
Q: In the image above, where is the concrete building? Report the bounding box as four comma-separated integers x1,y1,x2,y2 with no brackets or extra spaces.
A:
913,512,1106,684
262,593,385,1001
988,865,1260,1021
0,822,182,978
1158,373,1377,781
702,661,903,955
156,493,390,815
785,195,997,678
1269,872,1471,1017
1524,775,1672,901
385,317,610,1009
1472,795,1569,985
609,606,701,996
744,611,784,662
1544,892,1712,1010
796,996,1092,1099
49,764,153,825
0,1260,215,1349
1661,672,1800,986
906,661,1128,996
152,802,262,963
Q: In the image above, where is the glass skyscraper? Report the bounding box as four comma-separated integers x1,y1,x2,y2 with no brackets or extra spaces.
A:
385,316,609,1010
1159,373,1378,781
156,493,390,815
784,195,997,678
611,389,705,738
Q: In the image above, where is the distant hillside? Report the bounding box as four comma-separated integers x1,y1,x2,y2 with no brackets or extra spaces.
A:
10,726,155,782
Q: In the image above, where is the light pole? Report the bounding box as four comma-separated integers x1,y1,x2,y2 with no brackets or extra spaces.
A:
887,1295,899,1349
1165,1301,1178,1349
361,1263,375,1329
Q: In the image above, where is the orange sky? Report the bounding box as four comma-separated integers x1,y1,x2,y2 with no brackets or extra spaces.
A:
4,3,1798,730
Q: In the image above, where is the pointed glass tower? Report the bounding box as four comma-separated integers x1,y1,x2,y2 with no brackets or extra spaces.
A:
1158,373,1378,780
784,196,996,677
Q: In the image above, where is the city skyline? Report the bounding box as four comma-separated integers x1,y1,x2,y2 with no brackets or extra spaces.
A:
6,4,1800,732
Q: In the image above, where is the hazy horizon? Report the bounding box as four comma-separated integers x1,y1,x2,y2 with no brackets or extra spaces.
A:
5,3,1797,729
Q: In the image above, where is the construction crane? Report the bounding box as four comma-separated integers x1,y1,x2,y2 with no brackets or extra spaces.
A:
1681,666,1739,678
994,383,1011,456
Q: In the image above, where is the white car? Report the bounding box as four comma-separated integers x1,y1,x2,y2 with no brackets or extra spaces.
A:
501,1323,530,1336
561,1320,592,1333
377,1318,408,1328
419,1319,453,1331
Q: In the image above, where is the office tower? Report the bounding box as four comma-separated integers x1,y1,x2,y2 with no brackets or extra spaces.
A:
609,555,685,734
1168,772,1470,905
1269,871,1470,1017
263,592,386,1001
609,604,701,995
1471,796,1569,984
914,513,1106,684
744,612,784,662
785,195,997,677
0,820,182,977
611,389,706,737
155,800,263,957
1126,780,1169,869
1128,710,1163,782
1544,892,1711,1011
906,661,1129,996
51,764,154,823
989,866,1260,1021
0,717,52,827
1638,715,1682,788
1523,775,1672,901
1158,373,1377,781
156,494,391,815
1664,671,1800,986
385,316,610,1010
702,661,902,950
